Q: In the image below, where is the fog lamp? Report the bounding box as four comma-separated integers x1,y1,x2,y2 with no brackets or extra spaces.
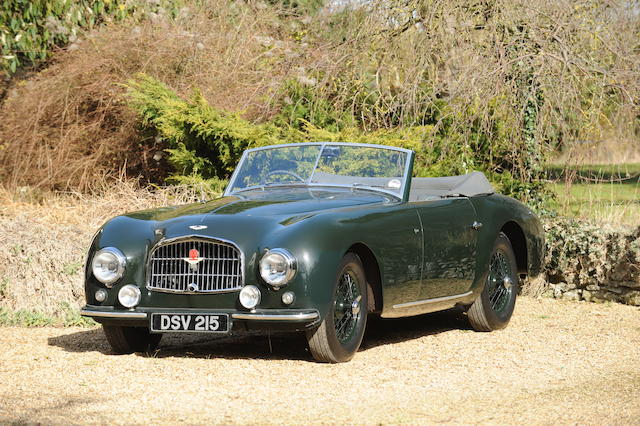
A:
118,284,141,308
239,285,261,309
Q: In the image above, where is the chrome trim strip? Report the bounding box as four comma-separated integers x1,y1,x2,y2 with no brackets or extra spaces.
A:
81,308,318,322
242,141,413,155
234,182,403,200
145,235,245,294
231,311,319,321
81,309,148,319
392,291,473,310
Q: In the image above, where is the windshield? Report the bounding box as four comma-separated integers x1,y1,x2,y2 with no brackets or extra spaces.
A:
226,143,410,197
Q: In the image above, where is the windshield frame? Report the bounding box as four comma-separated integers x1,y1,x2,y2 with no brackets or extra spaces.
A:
223,142,415,200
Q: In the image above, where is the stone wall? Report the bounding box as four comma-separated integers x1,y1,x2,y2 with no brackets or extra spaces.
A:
536,218,640,306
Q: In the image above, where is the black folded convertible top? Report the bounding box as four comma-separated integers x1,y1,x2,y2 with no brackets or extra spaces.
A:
409,172,495,201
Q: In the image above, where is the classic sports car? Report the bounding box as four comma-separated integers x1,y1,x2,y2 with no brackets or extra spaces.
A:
82,142,544,362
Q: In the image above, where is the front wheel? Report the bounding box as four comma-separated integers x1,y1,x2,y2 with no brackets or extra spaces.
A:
467,232,519,331
306,253,368,363
102,325,162,354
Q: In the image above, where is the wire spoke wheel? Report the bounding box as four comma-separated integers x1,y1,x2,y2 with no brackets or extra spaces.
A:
487,249,514,314
306,253,368,363
467,232,519,332
333,270,361,343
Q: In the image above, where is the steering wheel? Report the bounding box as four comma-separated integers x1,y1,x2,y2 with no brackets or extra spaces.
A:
263,169,306,184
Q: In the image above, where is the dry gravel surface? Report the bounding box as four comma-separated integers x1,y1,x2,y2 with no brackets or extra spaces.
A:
1,297,639,425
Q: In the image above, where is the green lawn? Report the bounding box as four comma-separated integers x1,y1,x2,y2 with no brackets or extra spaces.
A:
546,163,640,182
547,163,639,226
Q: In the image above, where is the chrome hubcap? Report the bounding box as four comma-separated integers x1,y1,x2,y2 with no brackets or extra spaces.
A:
351,295,362,316
503,276,512,290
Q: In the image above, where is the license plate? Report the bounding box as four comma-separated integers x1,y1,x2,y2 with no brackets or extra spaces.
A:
150,313,229,333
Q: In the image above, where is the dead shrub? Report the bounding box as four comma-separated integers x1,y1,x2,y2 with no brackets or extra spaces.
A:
0,1,309,191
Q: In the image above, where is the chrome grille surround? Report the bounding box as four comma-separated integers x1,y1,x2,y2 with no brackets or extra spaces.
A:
146,236,244,294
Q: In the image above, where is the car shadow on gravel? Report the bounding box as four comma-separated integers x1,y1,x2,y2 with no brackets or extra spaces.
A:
48,308,471,361
361,307,472,350
48,328,113,354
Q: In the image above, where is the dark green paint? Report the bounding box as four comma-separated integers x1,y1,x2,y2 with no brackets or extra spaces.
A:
84,164,544,330
414,197,478,299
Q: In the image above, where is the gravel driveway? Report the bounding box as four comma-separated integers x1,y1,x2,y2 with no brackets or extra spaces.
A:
1,297,639,424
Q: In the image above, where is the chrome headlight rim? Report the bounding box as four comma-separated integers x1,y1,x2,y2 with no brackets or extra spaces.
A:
91,247,126,287
259,248,297,287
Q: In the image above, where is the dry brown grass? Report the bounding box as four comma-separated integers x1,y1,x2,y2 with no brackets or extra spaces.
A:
0,180,218,229
0,183,217,316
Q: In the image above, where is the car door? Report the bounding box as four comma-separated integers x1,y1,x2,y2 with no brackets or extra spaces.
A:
414,197,478,299
354,204,424,311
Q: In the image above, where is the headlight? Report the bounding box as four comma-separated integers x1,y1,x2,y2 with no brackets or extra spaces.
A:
91,247,126,286
259,248,297,287
118,284,141,308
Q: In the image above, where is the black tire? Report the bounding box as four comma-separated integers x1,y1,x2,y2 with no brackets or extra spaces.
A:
306,253,368,363
102,325,162,354
468,232,519,332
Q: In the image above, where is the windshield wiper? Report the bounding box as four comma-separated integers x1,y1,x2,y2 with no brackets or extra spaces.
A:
351,183,387,189
262,182,307,188
233,182,307,194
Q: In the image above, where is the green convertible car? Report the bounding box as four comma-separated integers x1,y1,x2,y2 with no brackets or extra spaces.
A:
82,142,544,362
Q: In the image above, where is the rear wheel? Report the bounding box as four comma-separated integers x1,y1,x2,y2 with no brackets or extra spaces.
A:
306,253,368,363
468,232,519,331
102,325,162,354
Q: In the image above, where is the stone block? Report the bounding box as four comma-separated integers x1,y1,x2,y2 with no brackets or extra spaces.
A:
562,290,580,301
622,290,640,306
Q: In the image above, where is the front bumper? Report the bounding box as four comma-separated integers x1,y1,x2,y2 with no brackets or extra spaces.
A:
81,305,320,332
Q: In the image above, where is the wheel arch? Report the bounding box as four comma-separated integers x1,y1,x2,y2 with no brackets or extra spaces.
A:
346,242,383,314
500,221,528,275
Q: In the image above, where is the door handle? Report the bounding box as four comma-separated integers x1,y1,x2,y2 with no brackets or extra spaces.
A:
472,221,483,230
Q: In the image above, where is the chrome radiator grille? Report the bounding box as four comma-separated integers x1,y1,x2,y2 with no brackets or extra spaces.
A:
147,238,243,293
